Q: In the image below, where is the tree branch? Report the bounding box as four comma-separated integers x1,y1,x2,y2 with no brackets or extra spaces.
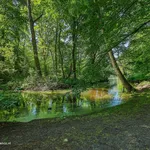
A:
97,19,150,62
122,0,138,16
111,19,150,50
33,13,43,23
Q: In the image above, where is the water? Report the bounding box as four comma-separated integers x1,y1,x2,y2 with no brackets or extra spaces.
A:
108,86,122,106
0,86,126,122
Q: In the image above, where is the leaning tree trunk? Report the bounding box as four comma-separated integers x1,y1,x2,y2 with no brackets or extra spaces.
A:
27,0,42,77
108,50,135,92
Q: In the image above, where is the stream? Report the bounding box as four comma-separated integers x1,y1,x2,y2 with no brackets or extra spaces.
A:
0,84,127,122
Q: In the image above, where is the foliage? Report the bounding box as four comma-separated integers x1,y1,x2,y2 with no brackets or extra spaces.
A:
0,0,149,89
0,92,22,109
119,29,150,82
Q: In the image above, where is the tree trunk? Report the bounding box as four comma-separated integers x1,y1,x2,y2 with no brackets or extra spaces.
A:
67,63,72,79
49,47,56,77
55,21,59,77
72,18,77,80
108,50,135,92
27,0,42,77
43,50,48,76
58,26,65,78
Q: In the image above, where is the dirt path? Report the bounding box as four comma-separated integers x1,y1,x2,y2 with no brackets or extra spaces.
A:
0,97,150,150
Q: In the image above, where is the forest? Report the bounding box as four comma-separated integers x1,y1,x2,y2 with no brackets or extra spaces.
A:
0,0,150,149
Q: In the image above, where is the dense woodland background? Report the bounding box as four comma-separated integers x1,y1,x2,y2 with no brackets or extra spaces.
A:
0,0,150,92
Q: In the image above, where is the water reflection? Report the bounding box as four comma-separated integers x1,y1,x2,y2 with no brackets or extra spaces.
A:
108,86,122,106
0,86,126,122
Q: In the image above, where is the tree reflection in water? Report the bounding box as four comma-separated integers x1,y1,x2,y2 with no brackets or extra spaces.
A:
0,86,125,122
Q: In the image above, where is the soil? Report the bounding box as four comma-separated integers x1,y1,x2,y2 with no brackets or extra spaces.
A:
0,94,150,150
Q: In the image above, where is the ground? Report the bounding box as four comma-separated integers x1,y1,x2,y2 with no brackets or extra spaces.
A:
0,92,150,150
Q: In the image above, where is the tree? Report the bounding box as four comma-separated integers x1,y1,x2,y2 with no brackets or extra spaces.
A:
108,50,134,92
80,0,150,91
27,0,42,76
0,0,150,91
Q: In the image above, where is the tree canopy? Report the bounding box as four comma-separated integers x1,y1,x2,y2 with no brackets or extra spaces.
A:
0,0,150,91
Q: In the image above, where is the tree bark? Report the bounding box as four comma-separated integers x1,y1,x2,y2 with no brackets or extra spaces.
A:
55,21,59,77
108,50,135,92
43,49,48,76
27,0,42,77
72,17,77,80
67,63,72,79
58,26,65,78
